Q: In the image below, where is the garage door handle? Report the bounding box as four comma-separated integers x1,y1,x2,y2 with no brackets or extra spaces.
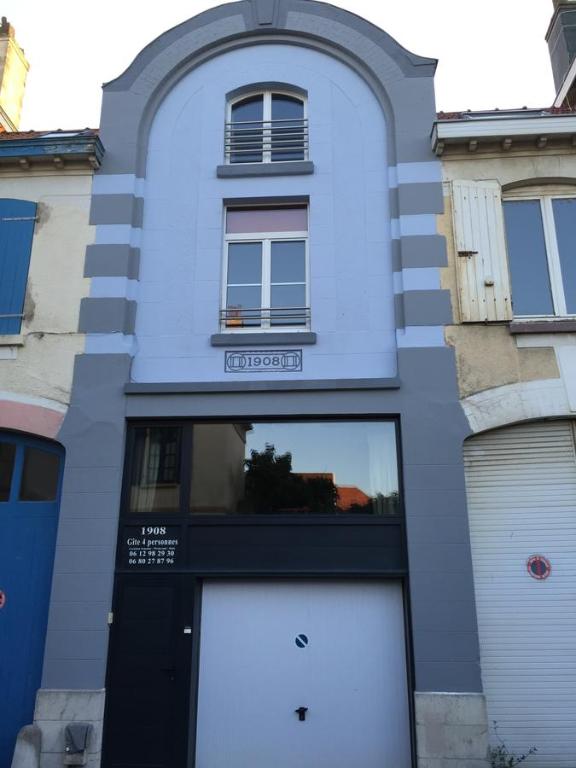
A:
161,666,176,680
295,706,308,722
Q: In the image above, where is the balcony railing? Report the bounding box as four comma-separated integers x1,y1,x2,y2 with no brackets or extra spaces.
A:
220,306,311,329
224,118,309,164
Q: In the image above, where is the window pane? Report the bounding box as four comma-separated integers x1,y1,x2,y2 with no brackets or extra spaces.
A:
271,284,306,325
129,427,181,513
552,199,576,314
0,442,16,501
227,242,262,284
188,421,399,516
271,95,305,162
189,424,250,514
226,285,262,326
503,200,554,315
230,96,264,163
20,448,60,501
226,206,307,234
271,241,306,283
231,95,264,123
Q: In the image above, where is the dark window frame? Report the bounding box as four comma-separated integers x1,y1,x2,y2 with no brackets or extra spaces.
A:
120,417,405,524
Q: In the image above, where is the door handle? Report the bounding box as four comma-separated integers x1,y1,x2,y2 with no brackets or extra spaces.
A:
295,706,308,722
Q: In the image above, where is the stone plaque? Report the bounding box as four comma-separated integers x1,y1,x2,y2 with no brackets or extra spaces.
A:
225,349,302,373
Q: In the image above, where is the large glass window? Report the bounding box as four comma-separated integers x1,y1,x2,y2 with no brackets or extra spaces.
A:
128,426,182,514
504,196,576,317
126,421,400,517
222,205,309,330
226,91,307,164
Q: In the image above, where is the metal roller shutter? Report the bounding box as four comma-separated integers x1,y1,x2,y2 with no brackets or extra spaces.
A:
465,421,576,767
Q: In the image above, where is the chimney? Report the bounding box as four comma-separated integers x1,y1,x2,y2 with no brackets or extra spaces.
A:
0,18,29,131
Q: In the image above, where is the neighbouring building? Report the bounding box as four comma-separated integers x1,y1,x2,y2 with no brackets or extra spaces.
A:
4,1,576,768
0,130,102,767
0,18,29,132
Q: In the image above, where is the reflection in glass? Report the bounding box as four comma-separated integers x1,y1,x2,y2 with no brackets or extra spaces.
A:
0,442,16,501
129,427,181,513
503,200,554,315
552,198,576,314
271,95,305,162
226,206,307,235
20,448,60,501
271,241,306,282
230,95,264,163
188,421,399,516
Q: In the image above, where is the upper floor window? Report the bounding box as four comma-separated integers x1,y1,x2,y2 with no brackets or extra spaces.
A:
503,195,576,317
225,90,308,164
221,204,309,330
0,199,36,335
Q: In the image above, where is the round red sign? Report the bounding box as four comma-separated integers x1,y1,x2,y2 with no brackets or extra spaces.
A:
527,555,551,580
0,590,5,609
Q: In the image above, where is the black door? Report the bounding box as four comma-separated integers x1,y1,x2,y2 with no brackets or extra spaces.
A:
102,575,195,768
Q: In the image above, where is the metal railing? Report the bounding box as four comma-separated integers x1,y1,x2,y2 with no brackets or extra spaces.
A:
224,118,309,163
220,306,311,329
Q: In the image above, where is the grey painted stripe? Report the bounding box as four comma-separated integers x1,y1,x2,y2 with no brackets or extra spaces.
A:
401,235,448,268
85,245,140,279
403,289,453,326
397,182,444,216
125,377,401,394
217,161,314,177
389,188,399,219
394,294,405,330
90,194,144,227
79,298,137,334
211,332,316,346
391,240,402,273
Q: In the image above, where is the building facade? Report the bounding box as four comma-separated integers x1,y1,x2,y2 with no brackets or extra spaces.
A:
0,130,102,767
6,1,576,767
25,1,489,767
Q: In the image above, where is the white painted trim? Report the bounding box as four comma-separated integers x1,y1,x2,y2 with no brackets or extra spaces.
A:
91,174,138,195
434,114,576,141
0,390,67,413
396,161,442,184
396,326,445,348
462,378,571,434
393,268,441,294
391,215,437,239
85,334,136,355
90,277,139,300
554,56,576,108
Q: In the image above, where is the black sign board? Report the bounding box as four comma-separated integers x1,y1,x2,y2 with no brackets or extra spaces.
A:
121,525,181,570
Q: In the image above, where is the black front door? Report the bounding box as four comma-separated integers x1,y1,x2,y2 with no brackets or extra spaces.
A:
102,574,195,768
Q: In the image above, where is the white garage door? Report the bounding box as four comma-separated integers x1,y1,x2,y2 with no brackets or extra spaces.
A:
465,421,576,767
195,580,411,768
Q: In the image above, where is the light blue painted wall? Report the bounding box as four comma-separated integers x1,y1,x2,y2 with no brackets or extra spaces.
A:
132,44,395,383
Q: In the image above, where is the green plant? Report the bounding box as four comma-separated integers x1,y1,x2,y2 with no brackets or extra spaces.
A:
489,722,537,768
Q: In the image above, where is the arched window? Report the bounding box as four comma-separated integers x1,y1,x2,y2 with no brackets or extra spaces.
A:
225,90,308,164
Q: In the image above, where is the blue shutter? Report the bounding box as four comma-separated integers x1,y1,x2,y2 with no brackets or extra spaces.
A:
0,199,37,334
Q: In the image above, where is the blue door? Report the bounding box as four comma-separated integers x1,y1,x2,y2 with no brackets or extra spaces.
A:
0,432,63,768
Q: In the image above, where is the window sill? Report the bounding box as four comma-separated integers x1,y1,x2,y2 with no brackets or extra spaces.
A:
211,331,317,346
509,319,576,334
217,161,314,178
0,334,24,347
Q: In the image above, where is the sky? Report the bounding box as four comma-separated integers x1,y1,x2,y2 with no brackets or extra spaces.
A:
6,0,556,131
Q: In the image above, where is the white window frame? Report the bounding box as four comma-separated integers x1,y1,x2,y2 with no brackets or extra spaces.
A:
504,189,576,318
226,89,308,165
221,209,310,332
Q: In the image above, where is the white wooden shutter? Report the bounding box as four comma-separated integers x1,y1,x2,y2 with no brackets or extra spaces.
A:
465,421,576,767
451,180,512,322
